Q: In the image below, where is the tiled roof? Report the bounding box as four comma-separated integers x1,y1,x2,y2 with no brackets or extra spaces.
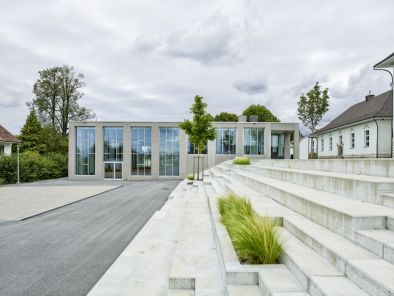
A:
317,90,393,134
0,124,20,143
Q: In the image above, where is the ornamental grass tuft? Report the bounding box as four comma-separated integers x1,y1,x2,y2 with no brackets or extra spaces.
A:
186,174,194,180
217,193,282,264
232,156,251,165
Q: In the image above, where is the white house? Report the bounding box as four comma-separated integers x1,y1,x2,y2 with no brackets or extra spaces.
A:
315,90,392,158
0,124,20,156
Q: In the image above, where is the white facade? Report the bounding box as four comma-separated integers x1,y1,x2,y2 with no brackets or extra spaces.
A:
0,142,13,156
316,118,391,158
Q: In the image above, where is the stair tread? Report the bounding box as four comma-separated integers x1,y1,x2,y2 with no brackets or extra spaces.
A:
231,168,394,217
259,265,306,293
251,164,394,183
311,276,369,296
226,285,261,295
281,228,342,277
356,229,394,246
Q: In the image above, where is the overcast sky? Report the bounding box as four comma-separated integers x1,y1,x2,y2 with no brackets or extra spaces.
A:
1,0,394,135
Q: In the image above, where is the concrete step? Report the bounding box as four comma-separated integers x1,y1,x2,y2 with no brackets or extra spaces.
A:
310,276,369,296
253,159,394,178
216,165,392,239
168,290,195,296
226,285,262,296
168,190,223,295
379,192,394,208
246,164,394,205
355,229,394,264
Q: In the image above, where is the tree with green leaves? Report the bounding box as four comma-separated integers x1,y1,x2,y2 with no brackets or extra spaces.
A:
27,65,95,136
214,112,239,122
19,110,46,153
180,95,216,180
297,82,329,134
242,104,280,122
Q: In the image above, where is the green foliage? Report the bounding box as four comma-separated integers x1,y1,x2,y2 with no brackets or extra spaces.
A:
28,65,95,135
218,193,282,264
308,152,318,159
19,110,46,153
41,127,69,154
214,112,239,122
233,156,251,165
186,174,194,180
0,152,67,184
179,95,216,154
242,104,280,122
297,82,329,134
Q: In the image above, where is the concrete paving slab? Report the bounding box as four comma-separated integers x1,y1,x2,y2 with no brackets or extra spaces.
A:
0,185,117,220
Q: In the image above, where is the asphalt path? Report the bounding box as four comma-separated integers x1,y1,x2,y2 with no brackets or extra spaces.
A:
0,180,180,296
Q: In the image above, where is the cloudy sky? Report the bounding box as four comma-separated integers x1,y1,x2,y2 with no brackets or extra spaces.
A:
1,0,394,135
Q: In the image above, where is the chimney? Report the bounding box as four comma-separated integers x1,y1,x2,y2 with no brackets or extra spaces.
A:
249,115,259,122
366,90,375,102
238,115,247,122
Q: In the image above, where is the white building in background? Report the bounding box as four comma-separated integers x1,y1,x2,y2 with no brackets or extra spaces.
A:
0,124,20,156
315,90,392,158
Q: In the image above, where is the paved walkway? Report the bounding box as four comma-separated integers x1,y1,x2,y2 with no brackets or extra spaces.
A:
0,180,179,296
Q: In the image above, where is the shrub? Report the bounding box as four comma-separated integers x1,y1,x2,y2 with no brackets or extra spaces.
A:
186,174,194,180
308,152,318,159
0,152,68,184
233,156,251,165
217,193,282,264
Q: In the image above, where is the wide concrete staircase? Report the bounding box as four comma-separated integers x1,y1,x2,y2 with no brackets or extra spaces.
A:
206,159,394,296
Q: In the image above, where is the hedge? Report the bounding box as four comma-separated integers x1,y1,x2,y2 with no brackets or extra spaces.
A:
0,151,68,184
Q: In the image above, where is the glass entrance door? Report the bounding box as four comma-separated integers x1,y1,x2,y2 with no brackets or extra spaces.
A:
271,134,284,159
104,162,123,179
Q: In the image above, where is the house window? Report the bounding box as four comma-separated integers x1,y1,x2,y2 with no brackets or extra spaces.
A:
0,145,4,155
321,138,324,152
131,127,152,176
188,141,207,154
159,127,179,176
329,137,333,151
244,128,264,155
75,127,95,175
216,128,236,154
338,135,343,145
350,132,355,149
104,127,124,162
364,130,370,148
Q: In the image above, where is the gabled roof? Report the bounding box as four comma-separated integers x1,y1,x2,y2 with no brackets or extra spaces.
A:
0,124,20,143
317,90,393,134
374,52,394,68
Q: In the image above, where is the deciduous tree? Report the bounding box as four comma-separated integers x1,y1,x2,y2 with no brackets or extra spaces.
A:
242,104,280,122
214,112,239,122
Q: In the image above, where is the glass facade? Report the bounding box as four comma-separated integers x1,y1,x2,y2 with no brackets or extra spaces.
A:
271,134,284,159
75,127,95,175
244,128,264,155
159,127,179,176
131,127,152,176
103,127,124,161
216,128,236,154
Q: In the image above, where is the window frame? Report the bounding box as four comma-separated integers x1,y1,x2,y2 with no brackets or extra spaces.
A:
216,128,236,155
350,132,355,149
364,130,370,148
75,126,96,175
243,127,264,155
131,127,152,176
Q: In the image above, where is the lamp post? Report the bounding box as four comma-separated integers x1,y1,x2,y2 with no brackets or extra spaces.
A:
17,144,20,184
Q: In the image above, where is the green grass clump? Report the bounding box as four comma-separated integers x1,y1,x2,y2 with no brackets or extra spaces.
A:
217,193,282,264
232,156,251,165
186,174,194,180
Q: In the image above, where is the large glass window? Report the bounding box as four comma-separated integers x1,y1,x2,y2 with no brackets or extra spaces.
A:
75,127,95,175
216,128,236,154
244,128,264,155
159,127,179,176
131,127,152,176
104,127,123,161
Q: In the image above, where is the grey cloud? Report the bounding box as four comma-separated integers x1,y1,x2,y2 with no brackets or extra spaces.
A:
233,80,268,95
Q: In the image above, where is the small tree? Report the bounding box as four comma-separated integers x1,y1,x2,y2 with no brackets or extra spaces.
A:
297,82,329,134
242,104,280,122
180,95,216,180
19,110,46,153
214,112,239,122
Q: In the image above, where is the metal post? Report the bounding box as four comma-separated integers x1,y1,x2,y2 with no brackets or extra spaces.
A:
17,145,20,184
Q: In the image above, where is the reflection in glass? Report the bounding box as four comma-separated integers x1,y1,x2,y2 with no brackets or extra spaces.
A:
159,127,179,176
131,127,152,175
216,128,236,154
104,127,123,161
75,127,95,175
244,128,264,155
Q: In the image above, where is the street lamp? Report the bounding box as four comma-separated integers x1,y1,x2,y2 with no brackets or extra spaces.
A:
17,144,20,184
374,52,394,158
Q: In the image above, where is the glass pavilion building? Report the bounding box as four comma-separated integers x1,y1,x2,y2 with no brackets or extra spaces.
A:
69,120,299,180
